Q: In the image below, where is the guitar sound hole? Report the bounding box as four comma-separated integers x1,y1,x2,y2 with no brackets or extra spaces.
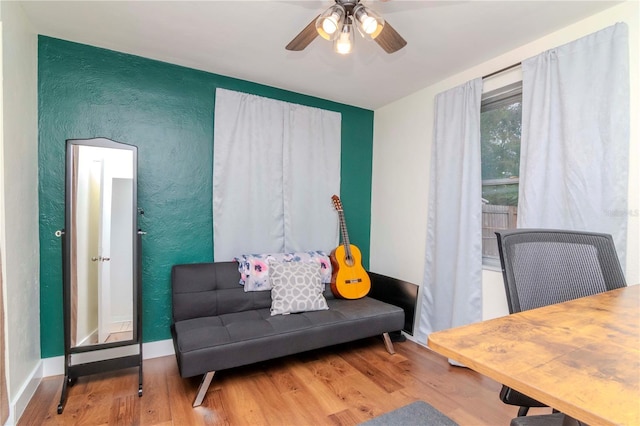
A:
345,256,355,267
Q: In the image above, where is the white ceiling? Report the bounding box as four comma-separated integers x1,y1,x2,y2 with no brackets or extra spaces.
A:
20,0,621,110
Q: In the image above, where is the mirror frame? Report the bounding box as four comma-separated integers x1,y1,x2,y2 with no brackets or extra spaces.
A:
63,137,140,354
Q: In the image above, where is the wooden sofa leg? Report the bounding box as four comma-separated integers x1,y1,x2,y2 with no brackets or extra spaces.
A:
382,332,396,354
193,371,216,407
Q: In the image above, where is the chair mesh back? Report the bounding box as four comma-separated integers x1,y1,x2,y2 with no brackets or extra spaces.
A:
497,229,626,313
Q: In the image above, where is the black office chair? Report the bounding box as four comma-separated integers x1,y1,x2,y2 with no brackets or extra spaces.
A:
496,229,627,422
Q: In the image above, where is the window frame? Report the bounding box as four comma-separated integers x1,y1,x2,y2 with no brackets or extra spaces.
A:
481,80,523,269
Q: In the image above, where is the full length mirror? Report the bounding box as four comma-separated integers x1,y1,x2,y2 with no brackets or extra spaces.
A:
65,138,138,349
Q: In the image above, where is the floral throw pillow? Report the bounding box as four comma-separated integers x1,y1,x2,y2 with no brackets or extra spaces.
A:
234,251,332,292
269,260,329,316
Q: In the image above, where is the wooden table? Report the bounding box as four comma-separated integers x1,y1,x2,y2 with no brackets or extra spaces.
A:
427,285,640,426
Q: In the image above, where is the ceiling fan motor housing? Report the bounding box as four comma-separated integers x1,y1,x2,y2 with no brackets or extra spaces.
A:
335,0,359,13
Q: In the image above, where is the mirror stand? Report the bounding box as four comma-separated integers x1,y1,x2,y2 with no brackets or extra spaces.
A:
57,138,143,414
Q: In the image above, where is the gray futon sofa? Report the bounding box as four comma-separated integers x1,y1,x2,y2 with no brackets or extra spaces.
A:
171,261,405,407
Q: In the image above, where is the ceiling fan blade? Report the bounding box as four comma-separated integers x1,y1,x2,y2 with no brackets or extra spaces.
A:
286,15,320,51
375,21,407,54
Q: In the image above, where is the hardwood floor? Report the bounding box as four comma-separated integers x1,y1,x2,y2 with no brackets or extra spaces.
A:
18,337,550,425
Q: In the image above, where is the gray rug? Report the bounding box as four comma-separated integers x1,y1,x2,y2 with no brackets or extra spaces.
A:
360,401,458,426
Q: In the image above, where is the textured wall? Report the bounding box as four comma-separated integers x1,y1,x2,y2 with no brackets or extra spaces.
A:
2,0,40,404
38,37,374,358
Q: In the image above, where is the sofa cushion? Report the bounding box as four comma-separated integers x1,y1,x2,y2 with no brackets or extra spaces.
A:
172,296,404,378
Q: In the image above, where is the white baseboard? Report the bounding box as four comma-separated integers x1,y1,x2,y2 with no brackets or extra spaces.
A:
141,338,175,359
8,360,43,425
403,332,420,345
42,355,65,377
41,338,175,378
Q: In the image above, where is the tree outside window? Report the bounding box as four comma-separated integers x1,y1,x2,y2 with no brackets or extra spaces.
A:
481,84,522,263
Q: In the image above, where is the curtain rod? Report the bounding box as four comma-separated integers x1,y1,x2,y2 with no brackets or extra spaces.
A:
483,62,522,80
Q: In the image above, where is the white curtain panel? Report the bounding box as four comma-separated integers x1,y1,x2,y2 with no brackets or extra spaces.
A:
418,78,483,343
213,89,286,259
519,23,630,269
213,88,341,261
283,103,341,252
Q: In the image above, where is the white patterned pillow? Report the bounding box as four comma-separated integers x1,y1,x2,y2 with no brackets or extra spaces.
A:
269,260,329,316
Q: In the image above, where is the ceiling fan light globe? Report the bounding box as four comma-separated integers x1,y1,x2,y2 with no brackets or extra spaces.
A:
353,4,384,40
334,39,353,54
362,17,377,34
334,22,354,55
316,5,345,41
322,18,338,35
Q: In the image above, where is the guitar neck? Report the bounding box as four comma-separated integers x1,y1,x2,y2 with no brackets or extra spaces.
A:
337,210,352,259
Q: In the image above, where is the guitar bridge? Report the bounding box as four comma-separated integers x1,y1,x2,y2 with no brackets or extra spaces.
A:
345,279,363,284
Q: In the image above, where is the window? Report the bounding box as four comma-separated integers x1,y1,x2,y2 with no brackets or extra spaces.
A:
481,82,522,265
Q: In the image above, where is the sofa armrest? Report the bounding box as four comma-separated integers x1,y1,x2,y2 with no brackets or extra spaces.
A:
368,272,419,335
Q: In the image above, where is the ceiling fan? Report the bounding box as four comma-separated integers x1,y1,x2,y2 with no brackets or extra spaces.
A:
285,0,407,55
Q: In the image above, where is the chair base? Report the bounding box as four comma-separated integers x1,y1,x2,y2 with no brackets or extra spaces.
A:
509,412,592,426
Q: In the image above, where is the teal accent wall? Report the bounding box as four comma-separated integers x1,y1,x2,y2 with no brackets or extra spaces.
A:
38,37,374,358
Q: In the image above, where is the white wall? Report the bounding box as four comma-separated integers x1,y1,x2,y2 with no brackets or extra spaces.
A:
0,1,40,423
371,1,639,342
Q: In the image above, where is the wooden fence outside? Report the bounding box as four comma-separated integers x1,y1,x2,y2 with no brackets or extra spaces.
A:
482,204,517,258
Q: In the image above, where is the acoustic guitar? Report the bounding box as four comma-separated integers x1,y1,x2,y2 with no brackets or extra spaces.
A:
329,195,371,299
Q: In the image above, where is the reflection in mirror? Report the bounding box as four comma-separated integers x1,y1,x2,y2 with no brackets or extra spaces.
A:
69,144,135,347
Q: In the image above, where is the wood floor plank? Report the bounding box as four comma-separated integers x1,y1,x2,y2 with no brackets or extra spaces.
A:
166,369,217,425
18,337,530,426
139,357,172,425
110,368,139,399
245,372,305,425
15,378,61,426
340,348,404,393
287,359,351,415
304,351,360,384
215,370,269,425
59,375,117,425
327,408,363,426
280,381,337,425
109,395,139,426
263,358,306,394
